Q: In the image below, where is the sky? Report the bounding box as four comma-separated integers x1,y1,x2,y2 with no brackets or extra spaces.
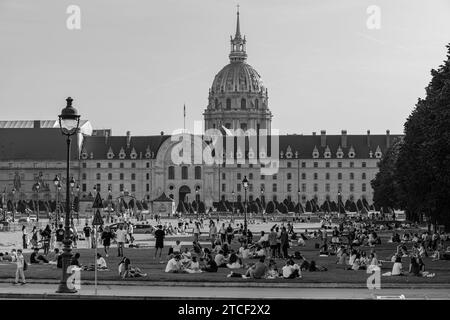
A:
1,0,449,136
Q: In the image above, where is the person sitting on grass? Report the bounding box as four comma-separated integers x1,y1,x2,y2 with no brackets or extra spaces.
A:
202,254,218,273
227,256,268,279
226,252,243,269
181,247,192,262
391,255,404,276
165,254,184,273
119,257,147,278
192,240,202,255
70,252,82,268
83,253,109,271
184,256,202,274
47,248,60,265
336,247,348,265
30,248,49,264
265,259,280,279
214,250,228,268
319,239,329,256
282,259,302,279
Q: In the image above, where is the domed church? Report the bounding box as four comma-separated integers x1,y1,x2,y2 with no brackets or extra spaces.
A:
204,9,272,134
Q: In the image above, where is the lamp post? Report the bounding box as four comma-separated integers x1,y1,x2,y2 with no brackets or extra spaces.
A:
34,183,40,222
11,188,16,222
53,175,60,226
69,177,75,226
337,191,341,215
231,190,235,216
242,176,248,240
75,183,80,223
56,97,80,294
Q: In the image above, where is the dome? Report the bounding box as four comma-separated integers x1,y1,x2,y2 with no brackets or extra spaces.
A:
211,62,265,94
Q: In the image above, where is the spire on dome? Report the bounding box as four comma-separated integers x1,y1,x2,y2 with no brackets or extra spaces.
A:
229,5,247,63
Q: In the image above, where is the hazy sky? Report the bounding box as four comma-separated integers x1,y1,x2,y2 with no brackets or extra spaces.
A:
1,0,449,136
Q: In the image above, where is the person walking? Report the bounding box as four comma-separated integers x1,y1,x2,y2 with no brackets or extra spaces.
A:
41,225,51,255
219,223,226,244
83,223,92,249
116,224,127,257
154,225,165,261
193,222,200,243
128,222,134,245
14,249,26,285
21,226,27,249
101,226,113,257
209,222,217,247
280,227,290,259
30,226,38,249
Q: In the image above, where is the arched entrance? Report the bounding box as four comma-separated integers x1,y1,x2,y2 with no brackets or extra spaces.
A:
179,185,191,203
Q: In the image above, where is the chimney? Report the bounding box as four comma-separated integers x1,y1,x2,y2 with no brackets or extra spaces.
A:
312,132,316,136
160,131,164,136
34,120,40,129
126,131,131,148
366,130,371,147
341,130,347,148
320,130,326,148
105,130,109,144
386,129,390,148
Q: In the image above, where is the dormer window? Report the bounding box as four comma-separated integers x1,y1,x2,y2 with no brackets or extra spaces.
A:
106,147,114,160
81,151,88,160
375,146,382,158
312,146,319,159
130,147,137,160
336,146,344,159
324,146,331,159
348,146,355,159
285,146,293,159
119,147,126,160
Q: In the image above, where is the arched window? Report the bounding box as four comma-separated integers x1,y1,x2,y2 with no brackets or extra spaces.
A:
255,99,259,109
214,98,218,109
241,98,246,109
287,173,292,180
168,166,175,180
182,166,188,180
195,166,201,180
226,98,231,109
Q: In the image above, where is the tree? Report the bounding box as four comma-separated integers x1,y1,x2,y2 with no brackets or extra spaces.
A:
396,43,450,230
371,139,404,212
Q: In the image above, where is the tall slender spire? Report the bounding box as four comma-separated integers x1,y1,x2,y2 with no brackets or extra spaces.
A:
229,5,247,63
235,5,241,39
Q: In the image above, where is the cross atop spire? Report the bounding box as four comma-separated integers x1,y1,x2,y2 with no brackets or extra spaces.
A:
235,4,241,39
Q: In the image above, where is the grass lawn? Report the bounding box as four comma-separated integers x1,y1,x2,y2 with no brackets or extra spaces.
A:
1,234,449,286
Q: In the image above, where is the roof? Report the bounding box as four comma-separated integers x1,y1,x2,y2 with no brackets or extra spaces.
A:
81,134,170,160
0,127,81,161
0,120,92,135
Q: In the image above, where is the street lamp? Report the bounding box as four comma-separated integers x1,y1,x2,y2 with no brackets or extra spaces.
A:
11,188,16,222
56,96,80,294
337,191,342,214
242,176,249,240
231,190,235,216
53,175,60,226
75,183,80,222
69,177,75,225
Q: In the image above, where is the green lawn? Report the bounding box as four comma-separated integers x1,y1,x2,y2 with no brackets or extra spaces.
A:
1,234,449,285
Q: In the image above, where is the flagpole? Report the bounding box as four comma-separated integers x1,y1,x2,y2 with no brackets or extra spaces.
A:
183,104,186,132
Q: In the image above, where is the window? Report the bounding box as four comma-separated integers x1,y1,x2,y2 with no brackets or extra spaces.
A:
249,173,253,180
168,166,175,180
362,172,366,180
120,163,124,169
108,173,112,180
120,184,124,192
301,173,306,179
237,164,241,168
96,184,101,192
325,184,330,192
272,184,277,192
249,164,253,168
222,184,226,192
120,173,124,180
221,173,226,180
302,162,306,168
350,172,354,180
240,123,247,130
338,183,342,192
338,162,342,168
260,184,265,192
131,184,136,192
241,98,246,109
214,98,218,109
131,173,136,180
255,99,259,109
326,173,330,180
287,162,292,168
182,166,188,180
146,173,150,180
301,183,306,192
362,183,367,192
273,174,277,180
313,173,318,180
350,183,354,192
96,163,101,168
82,173,87,180
96,173,101,180
313,184,318,192
338,173,342,180
195,166,201,180
237,173,242,180
82,163,87,168
82,184,86,192
313,162,318,168
260,175,265,180
273,195,277,202
287,184,292,192
108,163,112,168
249,184,253,192
326,162,330,168
226,98,231,109
287,172,292,180
131,163,136,169
350,162,354,168
146,162,150,168
237,184,241,192
146,184,150,192
362,162,367,168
